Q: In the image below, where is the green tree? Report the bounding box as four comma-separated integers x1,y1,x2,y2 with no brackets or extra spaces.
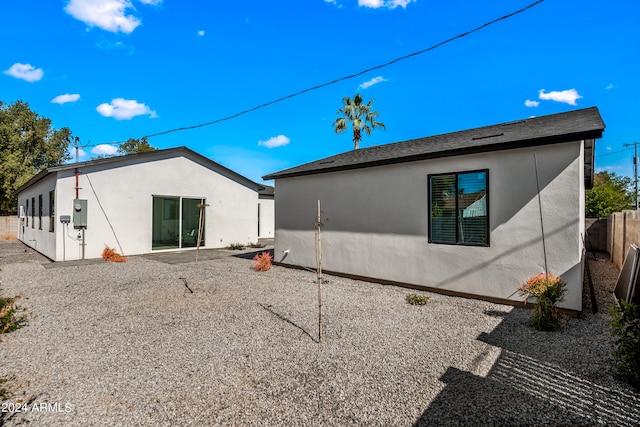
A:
117,137,156,155
332,94,385,150
0,101,71,210
585,171,635,217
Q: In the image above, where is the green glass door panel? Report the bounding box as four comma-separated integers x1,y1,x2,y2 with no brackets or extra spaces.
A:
182,198,204,248
152,196,179,250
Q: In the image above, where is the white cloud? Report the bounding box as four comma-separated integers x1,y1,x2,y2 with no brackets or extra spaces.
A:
538,88,582,106
324,0,343,8
68,147,88,160
3,63,44,82
606,83,614,90
358,0,414,9
65,0,162,34
91,144,118,155
52,94,81,104
524,99,539,108
197,30,205,37
258,135,290,149
96,98,158,120
359,76,387,90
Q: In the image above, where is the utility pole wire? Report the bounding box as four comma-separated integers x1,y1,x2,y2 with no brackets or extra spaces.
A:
91,0,545,146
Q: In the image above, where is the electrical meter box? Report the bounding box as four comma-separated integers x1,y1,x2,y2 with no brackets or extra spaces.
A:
60,215,71,224
73,199,87,229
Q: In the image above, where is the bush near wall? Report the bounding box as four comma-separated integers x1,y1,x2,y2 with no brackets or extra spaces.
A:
609,300,640,389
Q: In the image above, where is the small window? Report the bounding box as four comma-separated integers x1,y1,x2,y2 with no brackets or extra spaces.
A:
31,197,35,229
429,170,489,246
38,194,43,230
26,199,29,227
49,190,55,232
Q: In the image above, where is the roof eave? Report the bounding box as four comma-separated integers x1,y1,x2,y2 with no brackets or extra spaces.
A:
264,129,603,180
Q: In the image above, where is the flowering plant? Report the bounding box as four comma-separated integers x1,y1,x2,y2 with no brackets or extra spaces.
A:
252,251,273,272
518,273,566,331
102,246,126,262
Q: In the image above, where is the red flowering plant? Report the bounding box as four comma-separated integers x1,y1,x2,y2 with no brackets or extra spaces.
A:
252,251,273,272
518,273,567,331
102,246,126,263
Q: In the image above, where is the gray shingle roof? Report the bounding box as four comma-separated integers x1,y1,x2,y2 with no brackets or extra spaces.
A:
263,107,605,181
16,146,266,194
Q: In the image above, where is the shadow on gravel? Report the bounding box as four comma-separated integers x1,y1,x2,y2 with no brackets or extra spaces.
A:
414,363,589,426
233,249,274,261
415,254,640,426
258,303,318,343
415,309,640,426
415,346,640,426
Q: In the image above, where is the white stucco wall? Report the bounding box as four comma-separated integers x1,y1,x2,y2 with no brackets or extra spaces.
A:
17,174,57,260
273,141,585,311
20,152,262,261
258,197,275,239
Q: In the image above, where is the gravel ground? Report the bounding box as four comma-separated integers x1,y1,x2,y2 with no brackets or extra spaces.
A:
0,241,639,426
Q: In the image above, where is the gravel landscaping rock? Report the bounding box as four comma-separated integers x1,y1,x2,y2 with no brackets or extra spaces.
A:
0,242,638,426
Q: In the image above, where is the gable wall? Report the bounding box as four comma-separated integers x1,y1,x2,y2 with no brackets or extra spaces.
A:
47,155,258,261
258,197,275,239
274,141,585,311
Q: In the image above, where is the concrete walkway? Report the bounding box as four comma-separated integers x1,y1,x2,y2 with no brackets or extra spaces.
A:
0,239,273,268
141,246,273,265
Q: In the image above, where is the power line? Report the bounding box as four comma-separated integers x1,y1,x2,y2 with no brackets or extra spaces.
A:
595,147,633,158
91,0,545,147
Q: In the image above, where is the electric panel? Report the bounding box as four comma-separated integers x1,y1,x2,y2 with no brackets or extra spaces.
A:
73,199,87,229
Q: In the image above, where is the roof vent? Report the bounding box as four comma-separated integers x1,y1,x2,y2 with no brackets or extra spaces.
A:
472,132,504,141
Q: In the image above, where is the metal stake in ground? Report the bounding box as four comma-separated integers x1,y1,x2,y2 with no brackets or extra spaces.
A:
192,201,209,288
314,200,328,343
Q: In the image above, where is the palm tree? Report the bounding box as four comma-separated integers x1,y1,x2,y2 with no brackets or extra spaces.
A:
332,94,385,150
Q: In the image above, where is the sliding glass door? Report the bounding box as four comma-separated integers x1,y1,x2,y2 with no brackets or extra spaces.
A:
181,198,205,248
152,196,205,250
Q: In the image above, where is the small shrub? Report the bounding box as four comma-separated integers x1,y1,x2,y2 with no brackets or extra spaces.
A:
518,273,566,331
101,246,126,262
252,251,273,272
227,243,246,250
0,377,8,400
1,294,28,335
609,300,640,389
248,242,266,248
406,294,429,306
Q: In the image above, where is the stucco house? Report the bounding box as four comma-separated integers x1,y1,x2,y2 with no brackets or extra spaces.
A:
16,146,274,261
263,107,605,312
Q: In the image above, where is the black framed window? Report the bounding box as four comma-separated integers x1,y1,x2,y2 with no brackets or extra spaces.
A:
429,170,489,246
38,194,43,230
31,197,35,229
49,190,55,232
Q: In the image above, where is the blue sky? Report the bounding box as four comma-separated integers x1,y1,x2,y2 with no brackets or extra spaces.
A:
1,0,638,184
